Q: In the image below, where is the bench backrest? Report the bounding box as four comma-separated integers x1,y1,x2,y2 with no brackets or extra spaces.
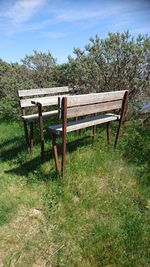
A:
18,86,72,115
59,90,128,120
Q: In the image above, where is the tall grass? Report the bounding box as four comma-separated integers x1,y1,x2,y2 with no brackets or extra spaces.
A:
0,118,149,266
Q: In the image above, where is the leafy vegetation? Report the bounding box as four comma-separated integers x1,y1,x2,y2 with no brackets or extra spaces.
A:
0,119,149,266
0,32,150,120
68,32,150,94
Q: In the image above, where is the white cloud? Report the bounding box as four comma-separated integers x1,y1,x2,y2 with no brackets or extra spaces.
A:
50,4,122,23
0,0,149,36
46,0,150,24
3,0,45,24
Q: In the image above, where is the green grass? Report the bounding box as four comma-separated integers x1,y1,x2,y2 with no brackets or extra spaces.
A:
0,118,150,266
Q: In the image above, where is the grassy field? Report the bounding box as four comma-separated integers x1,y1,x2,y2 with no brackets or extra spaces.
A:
0,118,150,267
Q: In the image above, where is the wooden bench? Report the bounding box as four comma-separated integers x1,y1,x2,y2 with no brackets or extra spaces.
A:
18,86,72,159
48,90,129,176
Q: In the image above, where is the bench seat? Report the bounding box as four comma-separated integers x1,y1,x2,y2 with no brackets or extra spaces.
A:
22,110,58,122
49,113,120,135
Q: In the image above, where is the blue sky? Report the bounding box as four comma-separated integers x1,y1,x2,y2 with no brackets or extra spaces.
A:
0,0,149,64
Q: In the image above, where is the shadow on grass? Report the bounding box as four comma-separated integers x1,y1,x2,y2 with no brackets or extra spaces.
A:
0,136,27,161
4,134,97,180
5,156,61,182
2,120,109,182
0,129,47,163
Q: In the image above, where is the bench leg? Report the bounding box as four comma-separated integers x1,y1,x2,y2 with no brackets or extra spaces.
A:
51,133,60,174
61,133,67,177
75,117,81,136
23,120,29,149
93,125,96,140
92,114,96,140
114,120,123,147
29,122,34,152
114,91,128,147
114,120,122,147
107,122,110,144
38,104,45,161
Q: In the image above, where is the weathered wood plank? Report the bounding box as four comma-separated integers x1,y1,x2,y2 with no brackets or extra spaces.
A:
22,110,58,121
67,100,122,118
21,94,70,107
65,91,126,107
48,113,120,134
21,96,58,107
18,86,70,97
31,94,70,107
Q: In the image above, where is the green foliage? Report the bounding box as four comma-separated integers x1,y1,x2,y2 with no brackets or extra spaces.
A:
67,32,150,117
0,61,36,118
0,51,56,119
21,50,57,87
51,63,70,86
0,32,149,120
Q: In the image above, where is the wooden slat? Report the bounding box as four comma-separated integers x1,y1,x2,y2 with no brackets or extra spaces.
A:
48,113,120,134
20,96,58,108
31,94,70,107
22,110,58,121
21,94,70,108
18,86,70,97
67,100,122,118
65,91,126,107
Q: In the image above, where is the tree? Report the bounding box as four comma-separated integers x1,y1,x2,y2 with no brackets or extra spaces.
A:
0,60,37,119
21,50,57,87
51,63,70,86
0,50,57,119
67,32,150,117
0,33,149,120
